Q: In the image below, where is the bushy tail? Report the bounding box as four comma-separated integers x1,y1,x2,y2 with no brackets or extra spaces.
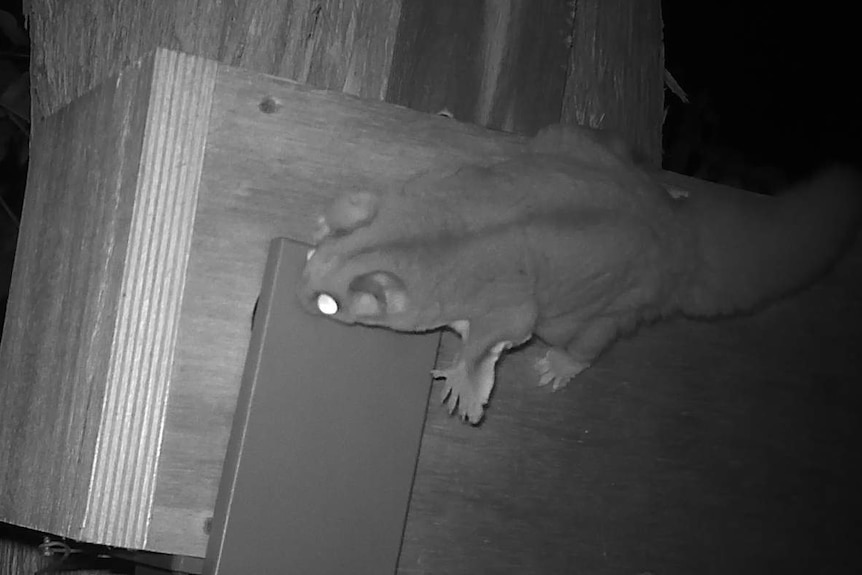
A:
672,167,862,317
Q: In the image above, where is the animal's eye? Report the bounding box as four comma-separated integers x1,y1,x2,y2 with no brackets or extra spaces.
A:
316,293,339,315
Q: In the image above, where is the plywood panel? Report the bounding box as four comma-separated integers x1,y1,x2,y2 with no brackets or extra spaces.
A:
82,50,217,548
0,49,218,550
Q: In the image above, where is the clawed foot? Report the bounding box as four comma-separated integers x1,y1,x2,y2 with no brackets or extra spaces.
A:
433,361,488,424
534,348,589,390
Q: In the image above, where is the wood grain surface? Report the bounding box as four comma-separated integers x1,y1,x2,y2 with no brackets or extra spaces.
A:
2,46,860,573
562,0,665,166
24,0,405,118
1,49,155,539
386,0,572,135
82,50,217,549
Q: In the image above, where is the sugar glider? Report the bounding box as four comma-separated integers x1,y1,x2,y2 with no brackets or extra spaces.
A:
297,124,861,424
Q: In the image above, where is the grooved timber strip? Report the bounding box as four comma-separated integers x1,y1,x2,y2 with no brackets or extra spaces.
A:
83,50,217,549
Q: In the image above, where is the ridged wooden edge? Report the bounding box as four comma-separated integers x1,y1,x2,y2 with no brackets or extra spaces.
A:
82,49,217,548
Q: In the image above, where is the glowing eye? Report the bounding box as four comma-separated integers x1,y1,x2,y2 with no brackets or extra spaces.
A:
316,293,338,315
306,248,316,261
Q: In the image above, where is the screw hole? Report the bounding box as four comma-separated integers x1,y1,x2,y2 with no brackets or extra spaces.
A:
259,97,282,114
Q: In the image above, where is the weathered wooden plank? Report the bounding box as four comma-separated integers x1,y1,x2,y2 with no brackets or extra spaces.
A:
387,0,572,135
562,0,665,165
0,528,47,575
24,0,404,117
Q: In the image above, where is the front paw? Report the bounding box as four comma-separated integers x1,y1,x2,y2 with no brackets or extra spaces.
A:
432,362,486,424
534,348,589,391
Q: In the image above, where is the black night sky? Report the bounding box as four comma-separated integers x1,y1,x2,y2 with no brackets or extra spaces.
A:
662,1,860,180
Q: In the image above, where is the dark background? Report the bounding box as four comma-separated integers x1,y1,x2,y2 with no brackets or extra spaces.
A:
662,0,860,182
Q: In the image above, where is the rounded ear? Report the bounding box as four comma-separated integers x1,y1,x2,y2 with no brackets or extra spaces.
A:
348,271,408,317
315,191,379,241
